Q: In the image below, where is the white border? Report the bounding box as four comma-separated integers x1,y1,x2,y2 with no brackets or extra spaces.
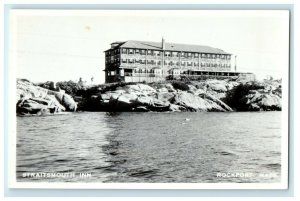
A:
8,9,289,190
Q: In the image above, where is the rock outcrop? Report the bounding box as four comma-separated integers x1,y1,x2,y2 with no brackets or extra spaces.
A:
17,79,77,116
223,80,282,111
241,89,281,111
18,78,282,114
81,83,233,112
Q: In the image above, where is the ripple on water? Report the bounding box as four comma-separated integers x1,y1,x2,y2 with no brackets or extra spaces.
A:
262,163,281,170
17,112,282,183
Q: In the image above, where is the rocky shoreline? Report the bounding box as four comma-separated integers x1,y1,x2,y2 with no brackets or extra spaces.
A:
17,79,77,116
16,78,282,116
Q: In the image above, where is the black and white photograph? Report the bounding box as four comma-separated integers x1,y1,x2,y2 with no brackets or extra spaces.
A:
9,9,289,189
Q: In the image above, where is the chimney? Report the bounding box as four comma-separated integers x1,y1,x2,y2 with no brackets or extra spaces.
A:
162,37,165,50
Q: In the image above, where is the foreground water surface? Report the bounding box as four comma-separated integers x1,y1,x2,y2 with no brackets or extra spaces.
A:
17,112,281,183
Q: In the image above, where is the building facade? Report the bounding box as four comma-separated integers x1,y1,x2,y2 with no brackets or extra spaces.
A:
104,39,254,83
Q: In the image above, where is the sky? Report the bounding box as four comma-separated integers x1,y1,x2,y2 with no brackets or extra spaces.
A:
11,10,290,84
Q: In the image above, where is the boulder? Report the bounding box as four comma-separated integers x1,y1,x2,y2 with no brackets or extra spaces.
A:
165,83,176,92
152,98,170,107
244,91,281,111
100,93,111,101
206,80,228,92
136,96,154,106
17,99,48,115
16,79,77,115
173,92,225,112
199,93,233,111
44,95,66,112
29,97,50,106
17,79,48,103
156,92,175,102
169,104,186,112
47,90,65,103
114,93,138,110
188,85,197,93
62,94,77,111
121,84,156,95
157,87,168,93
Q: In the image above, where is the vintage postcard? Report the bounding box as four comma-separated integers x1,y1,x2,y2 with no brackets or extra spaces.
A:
9,9,289,189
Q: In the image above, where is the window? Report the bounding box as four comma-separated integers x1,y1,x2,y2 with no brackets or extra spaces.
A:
188,53,192,57
141,50,146,55
129,49,133,54
158,61,161,65
181,52,185,56
135,59,139,64
147,50,153,55
165,51,170,57
122,49,127,54
147,60,153,65
195,53,199,58
172,52,178,57
217,54,220,58
129,59,134,63
111,71,115,76
135,49,140,54
122,59,127,63
202,54,206,58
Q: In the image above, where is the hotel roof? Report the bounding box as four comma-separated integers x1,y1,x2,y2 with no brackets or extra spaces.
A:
107,40,231,55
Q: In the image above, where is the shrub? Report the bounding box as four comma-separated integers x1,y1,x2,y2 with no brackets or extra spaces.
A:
38,80,84,97
223,81,265,111
171,81,190,91
56,81,84,96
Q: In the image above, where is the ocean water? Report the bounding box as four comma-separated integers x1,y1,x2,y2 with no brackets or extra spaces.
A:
16,112,282,183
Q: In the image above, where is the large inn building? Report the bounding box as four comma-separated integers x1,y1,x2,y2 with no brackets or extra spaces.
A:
104,39,255,83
